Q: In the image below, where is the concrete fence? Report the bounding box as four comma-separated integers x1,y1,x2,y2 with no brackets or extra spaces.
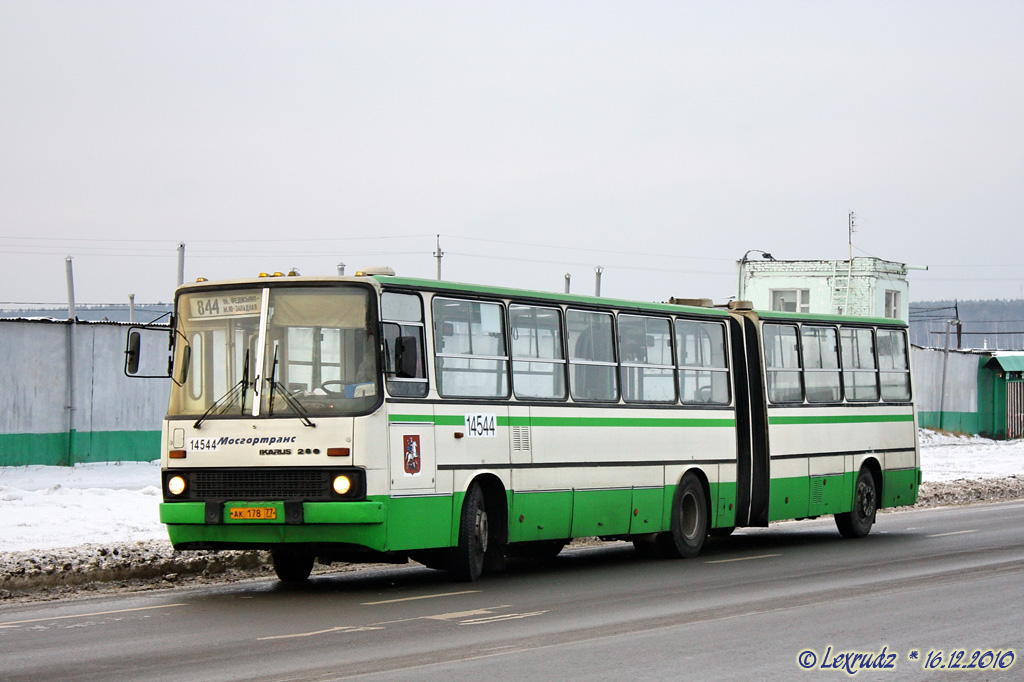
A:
0,319,168,466
911,346,981,434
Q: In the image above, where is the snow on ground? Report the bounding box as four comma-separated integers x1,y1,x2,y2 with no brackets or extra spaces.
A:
0,461,165,552
0,431,1021,554
918,430,1024,482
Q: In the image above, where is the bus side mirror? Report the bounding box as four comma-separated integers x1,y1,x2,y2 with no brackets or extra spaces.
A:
176,345,192,385
124,324,179,380
395,336,419,378
126,331,142,375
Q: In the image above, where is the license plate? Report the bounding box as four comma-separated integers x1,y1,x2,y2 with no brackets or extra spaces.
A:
229,507,277,521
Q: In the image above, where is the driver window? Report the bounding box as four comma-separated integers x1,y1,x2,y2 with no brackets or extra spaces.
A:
382,292,428,397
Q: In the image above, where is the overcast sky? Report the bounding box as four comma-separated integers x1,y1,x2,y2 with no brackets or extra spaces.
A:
1,0,1021,308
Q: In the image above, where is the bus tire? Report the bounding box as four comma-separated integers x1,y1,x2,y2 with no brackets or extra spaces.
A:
835,468,877,539
450,483,490,582
656,473,708,558
271,549,315,584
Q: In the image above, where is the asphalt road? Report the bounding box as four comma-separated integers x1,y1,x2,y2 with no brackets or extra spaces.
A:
2,501,1022,682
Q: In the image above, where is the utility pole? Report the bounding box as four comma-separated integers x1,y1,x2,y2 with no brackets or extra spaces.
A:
64,256,76,466
177,242,185,287
65,256,76,320
337,262,346,276
434,235,444,281
594,266,603,297
564,273,571,294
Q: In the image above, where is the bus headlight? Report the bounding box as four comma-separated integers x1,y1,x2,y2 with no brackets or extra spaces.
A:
332,475,352,496
167,475,187,497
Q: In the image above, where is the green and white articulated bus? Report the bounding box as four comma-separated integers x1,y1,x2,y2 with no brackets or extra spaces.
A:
126,272,919,583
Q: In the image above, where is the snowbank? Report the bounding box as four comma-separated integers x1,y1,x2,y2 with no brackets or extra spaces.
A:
0,461,165,553
0,431,1021,554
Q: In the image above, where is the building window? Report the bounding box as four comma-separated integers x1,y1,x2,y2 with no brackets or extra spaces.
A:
771,289,810,314
884,290,901,319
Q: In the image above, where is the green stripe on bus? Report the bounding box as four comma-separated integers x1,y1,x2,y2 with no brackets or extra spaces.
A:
768,414,914,425
388,414,734,428
527,416,735,428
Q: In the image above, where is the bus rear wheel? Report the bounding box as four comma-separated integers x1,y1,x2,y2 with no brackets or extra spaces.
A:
450,483,490,582
656,473,708,558
271,549,315,584
835,468,878,539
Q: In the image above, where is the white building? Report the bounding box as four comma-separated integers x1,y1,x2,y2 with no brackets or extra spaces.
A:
736,256,911,321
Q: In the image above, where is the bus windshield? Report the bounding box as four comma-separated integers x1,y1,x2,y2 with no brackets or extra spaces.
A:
168,285,379,419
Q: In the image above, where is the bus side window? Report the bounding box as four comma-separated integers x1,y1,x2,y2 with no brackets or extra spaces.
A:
763,323,803,403
676,319,730,404
567,309,618,402
432,297,509,398
877,329,911,401
618,314,675,403
510,304,567,400
840,327,879,401
801,325,841,403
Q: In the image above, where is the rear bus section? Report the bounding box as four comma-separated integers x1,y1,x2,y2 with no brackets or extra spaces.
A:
754,312,920,536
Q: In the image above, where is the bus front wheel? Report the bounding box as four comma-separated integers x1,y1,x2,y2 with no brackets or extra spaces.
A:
656,473,708,558
450,483,489,582
835,468,878,539
271,549,315,584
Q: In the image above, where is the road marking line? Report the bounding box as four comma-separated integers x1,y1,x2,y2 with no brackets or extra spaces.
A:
0,603,186,629
705,553,781,564
258,625,384,641
424,606,511,621
927,529,978,538
361,590,480,605
459,611,548,625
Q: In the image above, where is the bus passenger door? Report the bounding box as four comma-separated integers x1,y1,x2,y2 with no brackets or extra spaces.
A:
729,313,770,527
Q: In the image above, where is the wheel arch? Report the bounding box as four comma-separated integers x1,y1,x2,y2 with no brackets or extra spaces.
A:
680,466,713,528
462,473,509,546
858,456,883,506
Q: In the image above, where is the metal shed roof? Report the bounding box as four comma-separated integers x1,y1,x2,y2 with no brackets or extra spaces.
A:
985,355,1024,372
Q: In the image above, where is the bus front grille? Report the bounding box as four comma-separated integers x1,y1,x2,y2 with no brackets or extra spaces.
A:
193,469,330,500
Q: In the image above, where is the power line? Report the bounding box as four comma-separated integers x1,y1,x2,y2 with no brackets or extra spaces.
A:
441,234,733,263
444,250,730,277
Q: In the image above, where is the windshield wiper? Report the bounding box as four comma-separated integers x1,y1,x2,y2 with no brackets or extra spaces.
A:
193,349,251,429
266,346,316,428
239,349,250,415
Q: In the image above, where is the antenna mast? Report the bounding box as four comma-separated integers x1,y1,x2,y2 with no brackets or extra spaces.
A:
848,211,856,263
